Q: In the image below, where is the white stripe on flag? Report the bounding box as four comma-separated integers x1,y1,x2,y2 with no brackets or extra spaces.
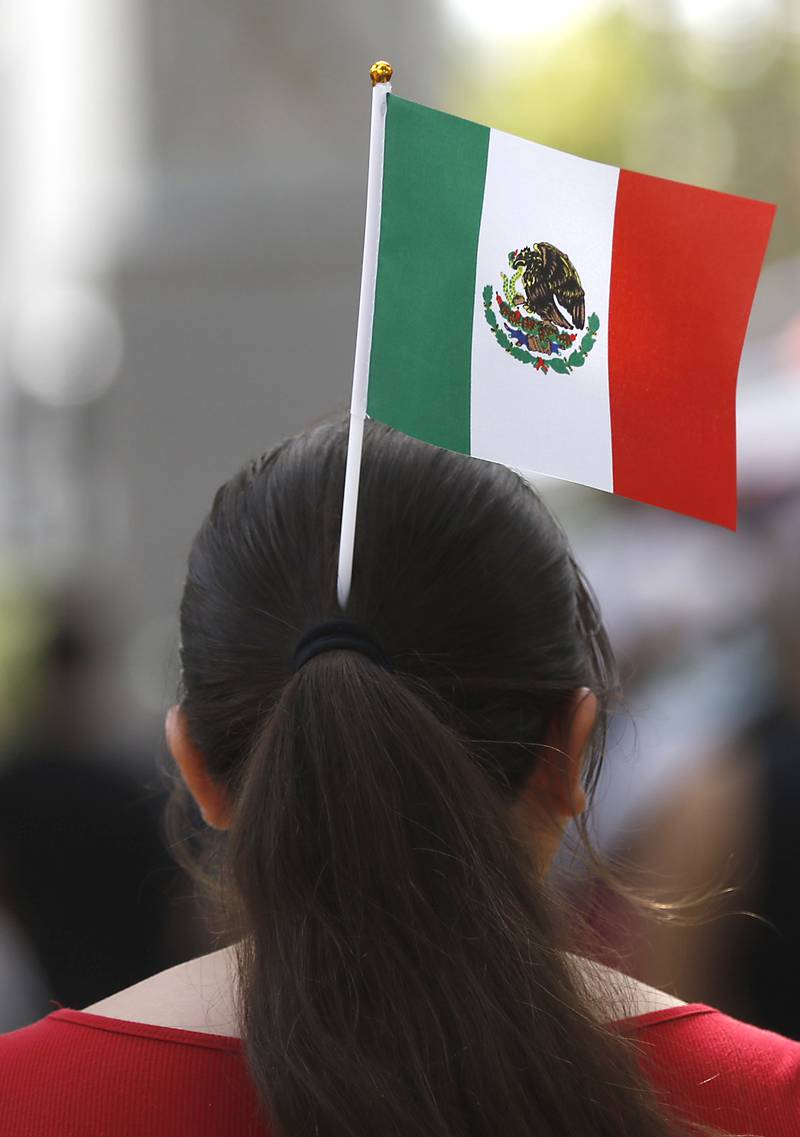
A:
470,129,620,492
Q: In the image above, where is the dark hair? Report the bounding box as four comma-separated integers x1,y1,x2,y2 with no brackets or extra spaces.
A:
168,416,707,1137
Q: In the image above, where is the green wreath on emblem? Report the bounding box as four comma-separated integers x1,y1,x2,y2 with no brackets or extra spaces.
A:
482,283,600,374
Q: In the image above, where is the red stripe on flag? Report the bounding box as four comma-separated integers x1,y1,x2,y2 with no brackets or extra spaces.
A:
608,169,775,528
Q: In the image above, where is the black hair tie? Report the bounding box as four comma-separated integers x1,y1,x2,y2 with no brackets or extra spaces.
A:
292,619,392,672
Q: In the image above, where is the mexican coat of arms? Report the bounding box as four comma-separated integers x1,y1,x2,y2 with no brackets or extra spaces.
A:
482,242,600,375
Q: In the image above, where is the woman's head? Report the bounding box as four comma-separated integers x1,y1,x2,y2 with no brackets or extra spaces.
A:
170,416,608,847
165,416,690,1137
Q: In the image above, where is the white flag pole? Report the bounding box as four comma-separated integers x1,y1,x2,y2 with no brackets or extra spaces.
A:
336,61,393,611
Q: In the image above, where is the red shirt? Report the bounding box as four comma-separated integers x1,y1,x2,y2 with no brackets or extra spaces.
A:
2,1003,799,1135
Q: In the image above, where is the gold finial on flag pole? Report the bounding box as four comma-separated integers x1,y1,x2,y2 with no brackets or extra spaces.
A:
370,60,393,86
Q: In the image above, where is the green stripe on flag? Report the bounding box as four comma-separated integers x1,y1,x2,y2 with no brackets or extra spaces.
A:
367,95,489,454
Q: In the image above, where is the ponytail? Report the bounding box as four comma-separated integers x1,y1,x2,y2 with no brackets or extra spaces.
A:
222,651,684,1137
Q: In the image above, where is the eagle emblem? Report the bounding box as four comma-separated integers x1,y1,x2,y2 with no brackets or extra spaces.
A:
482,242,600,375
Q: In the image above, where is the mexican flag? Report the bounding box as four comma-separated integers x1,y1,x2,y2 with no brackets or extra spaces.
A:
364,94,775,529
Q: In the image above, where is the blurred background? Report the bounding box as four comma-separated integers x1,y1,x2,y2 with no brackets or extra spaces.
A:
0,0,798,1035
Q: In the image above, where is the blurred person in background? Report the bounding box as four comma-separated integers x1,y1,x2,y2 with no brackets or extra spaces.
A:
736,552,800,1039
0,588,196,1022
2,418,798,1136
576,495,800,1041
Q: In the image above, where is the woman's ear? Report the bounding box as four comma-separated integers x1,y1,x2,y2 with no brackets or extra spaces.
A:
165,704,233,830
529,688,597,820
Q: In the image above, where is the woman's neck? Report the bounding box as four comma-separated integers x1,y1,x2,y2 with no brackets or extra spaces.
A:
82,944,686,1037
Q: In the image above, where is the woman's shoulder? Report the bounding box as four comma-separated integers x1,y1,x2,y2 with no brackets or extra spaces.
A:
626,1000,800,1134
0,1005,265,1137
574,953,800,1130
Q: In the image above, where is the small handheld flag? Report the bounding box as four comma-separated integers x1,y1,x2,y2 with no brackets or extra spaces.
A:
337,65,775,609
